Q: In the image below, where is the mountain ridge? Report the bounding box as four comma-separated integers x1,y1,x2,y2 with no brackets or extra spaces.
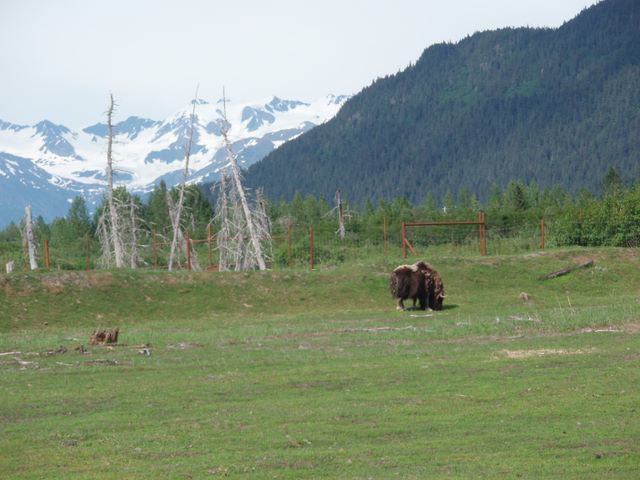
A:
244,0,640,205
0,94,348,226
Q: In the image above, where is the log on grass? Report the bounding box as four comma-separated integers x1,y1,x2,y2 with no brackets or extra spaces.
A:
540,259,594,280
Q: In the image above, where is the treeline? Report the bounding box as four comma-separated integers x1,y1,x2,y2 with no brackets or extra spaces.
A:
0,181,213,268
2,169,640,268
265,168,640,248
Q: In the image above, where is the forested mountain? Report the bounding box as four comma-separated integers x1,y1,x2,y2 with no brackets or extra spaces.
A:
244,0,640,205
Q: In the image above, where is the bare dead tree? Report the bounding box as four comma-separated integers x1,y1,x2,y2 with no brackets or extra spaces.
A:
215,171,231,271
166,191,202,271
218,91,267,271
129,196,139,268
22,205,38,270
325,189,351,240
168,87,199,271
254,188,273,260
335,189,346,240
96,214,113,267
215,170,250,271
105,94,125,267
96,95,145,269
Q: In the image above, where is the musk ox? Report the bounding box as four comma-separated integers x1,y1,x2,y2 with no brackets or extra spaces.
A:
390,261,445,311
425,264,445,311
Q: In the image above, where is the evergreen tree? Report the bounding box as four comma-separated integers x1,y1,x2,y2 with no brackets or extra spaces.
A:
67,196,92,237
146,180,171,234
504,181,529,212
488,184,503,212
602,166,624,195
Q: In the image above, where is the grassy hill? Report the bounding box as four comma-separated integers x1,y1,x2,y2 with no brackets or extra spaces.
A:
244,0,640,205
1,248,640,478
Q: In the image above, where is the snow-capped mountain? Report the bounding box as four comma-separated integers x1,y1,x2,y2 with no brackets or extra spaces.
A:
0,94,349,226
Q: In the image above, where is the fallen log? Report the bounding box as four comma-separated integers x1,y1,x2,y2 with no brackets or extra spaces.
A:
540,259,594,280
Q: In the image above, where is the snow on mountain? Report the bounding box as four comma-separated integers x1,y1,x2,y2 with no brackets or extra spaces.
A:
0,152,103,226
0,94,349,226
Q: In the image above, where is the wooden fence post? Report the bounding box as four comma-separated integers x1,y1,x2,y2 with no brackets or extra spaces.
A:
309,225,315,270
287,221,293,268
186,231,192,271
383,217,388,257
540,219,545,250
44,239,50,269
208,223,213,268
479,212,487,256
402,222,407,258
152,228,158,268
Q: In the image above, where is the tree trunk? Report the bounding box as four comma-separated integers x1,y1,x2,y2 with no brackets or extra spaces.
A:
106,94,125,267
24,205,38,270
169,88,198,271
336,189,346,240
221,124,266,270
166,192,202,271
129,197,138,268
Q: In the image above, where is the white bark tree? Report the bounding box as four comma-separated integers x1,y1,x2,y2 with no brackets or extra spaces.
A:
22,205,38,270
215,172,231,271
166,191,202,271
168,88,199,271
129,196,139,268
97,95,144,269
325,189,351,240
335,189,346,240
105,94,125,267
214,91,270,271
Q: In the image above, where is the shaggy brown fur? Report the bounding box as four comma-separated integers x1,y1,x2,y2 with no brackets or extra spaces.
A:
390,261,429,310
424,265,445,311
390,261,445,311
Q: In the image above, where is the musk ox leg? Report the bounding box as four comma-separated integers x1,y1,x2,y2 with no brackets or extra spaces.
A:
408,297,421,311
417,295,428,311
396,298,406,311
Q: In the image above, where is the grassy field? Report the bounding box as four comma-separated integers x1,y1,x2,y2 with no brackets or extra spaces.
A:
1,247,639,479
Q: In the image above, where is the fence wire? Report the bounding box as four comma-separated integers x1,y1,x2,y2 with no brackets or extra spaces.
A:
1,218,558,272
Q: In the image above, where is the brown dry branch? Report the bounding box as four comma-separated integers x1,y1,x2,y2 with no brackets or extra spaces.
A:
89,328,119,345
540,259,594,280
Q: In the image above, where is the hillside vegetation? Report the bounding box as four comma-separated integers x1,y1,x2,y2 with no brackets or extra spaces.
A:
245,0,640,205
1,248,640,478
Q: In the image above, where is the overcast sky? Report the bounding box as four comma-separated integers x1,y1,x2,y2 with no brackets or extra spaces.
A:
1,0,598,128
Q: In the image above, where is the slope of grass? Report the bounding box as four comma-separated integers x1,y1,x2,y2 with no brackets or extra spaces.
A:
1,247,639,478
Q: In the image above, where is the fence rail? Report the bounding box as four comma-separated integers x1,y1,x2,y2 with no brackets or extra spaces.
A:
1,216,553,272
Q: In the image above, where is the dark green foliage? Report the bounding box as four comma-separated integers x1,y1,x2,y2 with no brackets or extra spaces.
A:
602,166,625,195
556,183,640,247
3,168,640,268
170,184,214,238
145,180,171,234
244,0,640,206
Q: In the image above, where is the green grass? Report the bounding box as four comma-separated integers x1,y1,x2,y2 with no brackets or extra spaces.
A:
1,247,639,478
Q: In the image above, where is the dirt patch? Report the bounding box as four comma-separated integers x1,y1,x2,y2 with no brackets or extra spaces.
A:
265,325,418,341
497,348,595,359
577,322,640,334
40,272,115,292
622,322,640,334
41,277,65,294
166,342,204,350
84,359,129,366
